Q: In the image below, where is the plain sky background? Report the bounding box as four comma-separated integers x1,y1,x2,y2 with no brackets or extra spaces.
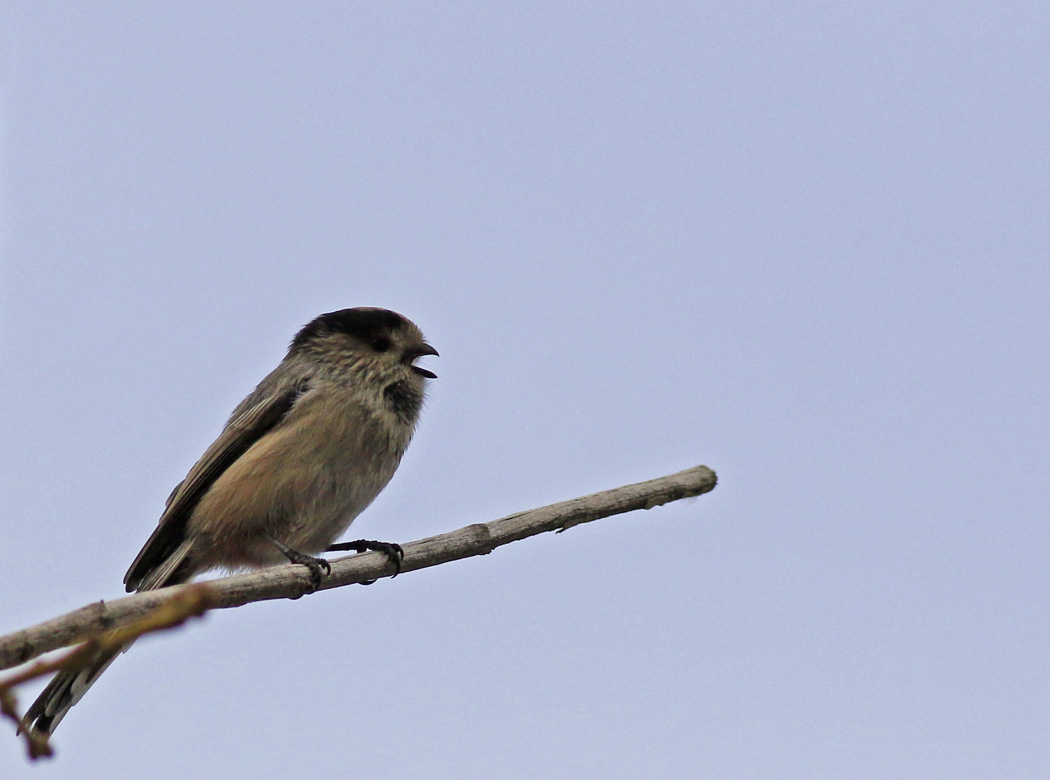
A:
1,2,1048,778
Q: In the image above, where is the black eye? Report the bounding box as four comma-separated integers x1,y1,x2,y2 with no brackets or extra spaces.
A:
371,336,392,353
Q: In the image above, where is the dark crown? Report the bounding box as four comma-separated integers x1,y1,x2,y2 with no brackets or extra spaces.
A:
291,308,407,351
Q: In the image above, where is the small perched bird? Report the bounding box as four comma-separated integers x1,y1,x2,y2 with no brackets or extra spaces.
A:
22,307,437,738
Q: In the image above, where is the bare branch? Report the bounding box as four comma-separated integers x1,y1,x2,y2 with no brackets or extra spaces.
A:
0,465,716,672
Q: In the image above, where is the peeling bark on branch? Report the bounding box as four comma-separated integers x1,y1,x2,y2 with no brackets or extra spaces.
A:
0,465,716,672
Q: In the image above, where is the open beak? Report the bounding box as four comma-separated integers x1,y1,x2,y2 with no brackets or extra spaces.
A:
406,343,439,379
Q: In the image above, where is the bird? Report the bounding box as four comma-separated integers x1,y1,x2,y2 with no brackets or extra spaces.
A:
22,307,438,739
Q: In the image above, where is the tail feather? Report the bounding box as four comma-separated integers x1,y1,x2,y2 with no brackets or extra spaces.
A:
21,647,123,737
21,538,196,739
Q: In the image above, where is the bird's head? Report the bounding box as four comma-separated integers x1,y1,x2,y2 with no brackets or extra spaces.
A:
290,307,438,393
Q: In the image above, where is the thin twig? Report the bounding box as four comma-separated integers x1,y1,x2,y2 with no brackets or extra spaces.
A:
0,584,217,759
0,465,716,673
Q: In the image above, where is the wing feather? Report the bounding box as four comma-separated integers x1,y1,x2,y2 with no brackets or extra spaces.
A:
123,380,308,591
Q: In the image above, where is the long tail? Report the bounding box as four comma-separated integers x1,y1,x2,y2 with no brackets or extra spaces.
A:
21,646,125,737
21,539,195,739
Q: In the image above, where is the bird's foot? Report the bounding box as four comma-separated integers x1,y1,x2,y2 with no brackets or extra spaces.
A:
271,538,331,592
326,539,405,583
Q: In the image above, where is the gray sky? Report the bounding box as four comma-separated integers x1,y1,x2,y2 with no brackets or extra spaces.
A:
1,2,1048,778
